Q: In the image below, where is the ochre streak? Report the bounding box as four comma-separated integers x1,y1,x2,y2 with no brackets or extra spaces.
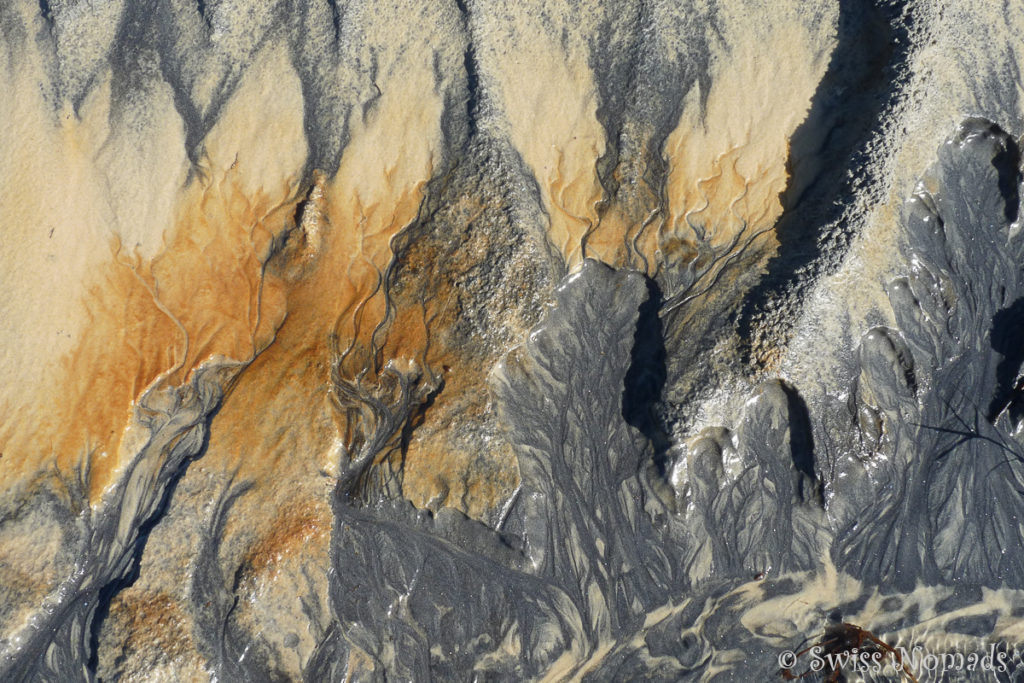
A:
0,44,306,500
198,53,446,531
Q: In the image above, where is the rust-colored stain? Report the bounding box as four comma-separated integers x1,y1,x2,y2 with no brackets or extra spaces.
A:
198,173,432,489
0,161,299,500
0,136,785,515
105,590,200,672
0,17,817,519
530,131,787,285
238,500,330,588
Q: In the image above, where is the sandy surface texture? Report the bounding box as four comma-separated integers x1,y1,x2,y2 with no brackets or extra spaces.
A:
2,0,1024,680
